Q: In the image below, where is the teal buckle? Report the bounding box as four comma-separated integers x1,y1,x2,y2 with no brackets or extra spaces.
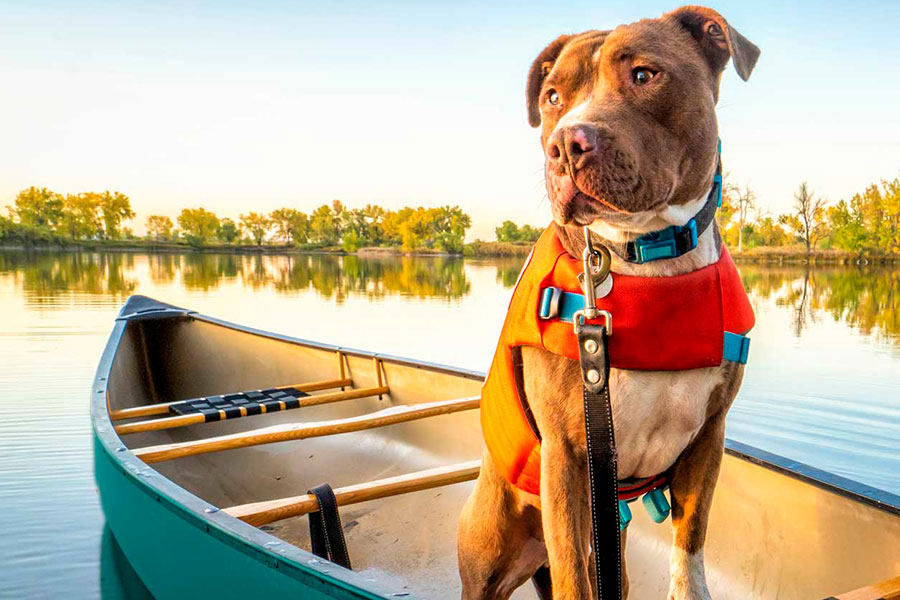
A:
618,500,632,531
715,138,723,207
723,332,751,364
714,173,723,207
641,488,671,523
633,219,698,263
538,287,563,320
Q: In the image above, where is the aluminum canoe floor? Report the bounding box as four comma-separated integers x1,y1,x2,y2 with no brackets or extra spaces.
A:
94,295,900,599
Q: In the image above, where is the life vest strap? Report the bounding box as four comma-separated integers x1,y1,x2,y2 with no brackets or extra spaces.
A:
538,286,751,364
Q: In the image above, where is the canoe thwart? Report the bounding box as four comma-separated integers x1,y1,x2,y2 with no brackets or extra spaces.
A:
223,459,482,527
115,385,389,435
132,396,481,464
826,575,900,600
108,377,353,421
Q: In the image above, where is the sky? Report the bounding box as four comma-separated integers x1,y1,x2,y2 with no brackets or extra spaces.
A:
1,1,899,240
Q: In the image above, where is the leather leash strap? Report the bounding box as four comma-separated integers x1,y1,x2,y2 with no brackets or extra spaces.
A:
577,322,622,598
308,483,352,569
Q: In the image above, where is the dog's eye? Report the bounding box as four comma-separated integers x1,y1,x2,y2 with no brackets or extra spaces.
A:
632,68,656,86
547,89,560,106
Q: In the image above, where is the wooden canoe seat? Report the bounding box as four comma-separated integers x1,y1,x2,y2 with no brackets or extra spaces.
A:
115,385,389,435
115,353,388,436
109,377,354,421
169,387,310,417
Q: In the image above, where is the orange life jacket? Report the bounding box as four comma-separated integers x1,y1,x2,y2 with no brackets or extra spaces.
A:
480,223,755,496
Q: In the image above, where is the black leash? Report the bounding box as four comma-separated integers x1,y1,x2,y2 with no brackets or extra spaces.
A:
307,483,352,569
577,323,621,598
574,228,621,599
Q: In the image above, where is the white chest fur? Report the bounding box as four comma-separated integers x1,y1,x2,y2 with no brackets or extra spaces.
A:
608,365,724,478
588,216,724,479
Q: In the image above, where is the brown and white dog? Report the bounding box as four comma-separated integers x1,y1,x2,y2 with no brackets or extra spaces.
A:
458,6,759,600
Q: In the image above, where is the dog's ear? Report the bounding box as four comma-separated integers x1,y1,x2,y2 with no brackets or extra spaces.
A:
666,6,760,81
526,34,573,127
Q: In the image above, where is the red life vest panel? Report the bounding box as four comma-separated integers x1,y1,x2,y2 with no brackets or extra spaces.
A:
480,223,755,496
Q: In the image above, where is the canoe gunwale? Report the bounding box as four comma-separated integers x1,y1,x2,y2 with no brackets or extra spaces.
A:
93,295,900,600
725,439,900,517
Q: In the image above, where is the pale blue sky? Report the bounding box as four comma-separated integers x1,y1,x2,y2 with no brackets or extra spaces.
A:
1,1,899,239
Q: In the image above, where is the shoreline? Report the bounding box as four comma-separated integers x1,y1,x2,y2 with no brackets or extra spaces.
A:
0,241,463,258
1,241,898,265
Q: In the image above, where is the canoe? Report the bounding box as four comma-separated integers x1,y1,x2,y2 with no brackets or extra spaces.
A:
93,295,900,600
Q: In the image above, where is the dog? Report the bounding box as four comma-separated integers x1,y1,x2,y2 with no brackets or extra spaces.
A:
458,6,759,599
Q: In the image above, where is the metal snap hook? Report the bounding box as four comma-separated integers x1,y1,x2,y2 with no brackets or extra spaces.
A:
581,227,611,320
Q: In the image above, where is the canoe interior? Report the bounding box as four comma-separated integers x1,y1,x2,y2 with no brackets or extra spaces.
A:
104,308,900,600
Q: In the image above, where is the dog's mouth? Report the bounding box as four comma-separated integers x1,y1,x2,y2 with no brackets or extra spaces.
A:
547,168,643,227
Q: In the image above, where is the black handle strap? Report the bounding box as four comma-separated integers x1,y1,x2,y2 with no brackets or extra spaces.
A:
307,483,352,570
576,323,621,599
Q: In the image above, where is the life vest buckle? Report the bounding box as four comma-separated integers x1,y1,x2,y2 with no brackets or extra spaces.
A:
538,287,564,320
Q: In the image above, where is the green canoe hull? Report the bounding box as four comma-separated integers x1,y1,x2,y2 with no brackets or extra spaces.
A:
92,304,404,600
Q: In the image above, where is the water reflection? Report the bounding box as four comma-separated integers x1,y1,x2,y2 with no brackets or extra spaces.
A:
0,251,137,300
0,251,471,303
100,526,154,600
739,264,900,343
1,250,898,344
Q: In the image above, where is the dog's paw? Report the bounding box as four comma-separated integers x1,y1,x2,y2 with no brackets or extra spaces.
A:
667,548,712,600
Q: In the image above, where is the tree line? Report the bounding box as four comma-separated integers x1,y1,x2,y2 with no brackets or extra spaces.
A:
0,187,135,242
717,174,900,255
3,173,899,256
1,190,472,253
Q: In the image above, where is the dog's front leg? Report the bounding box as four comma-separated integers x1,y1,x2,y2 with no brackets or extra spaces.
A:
540,436,593,600
666,410,728,600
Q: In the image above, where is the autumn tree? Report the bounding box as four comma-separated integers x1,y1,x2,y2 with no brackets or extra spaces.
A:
97,191,134,239
269,208,310,244
779,182,827,254
734,185,757,253
714,171,741,231
750,216,792,247
381,207,414,246
218,218,239,244
826,199,867,252
10,187,64,230
361,204,386,245
240,212,271,245
145,215,173,241
495,221,543,243
62,193,102,240
310,204,342,245
178,208,220,247
861,179,900,254
431,205,471,253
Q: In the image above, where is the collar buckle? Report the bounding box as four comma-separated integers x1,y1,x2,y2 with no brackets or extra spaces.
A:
631,219,698,263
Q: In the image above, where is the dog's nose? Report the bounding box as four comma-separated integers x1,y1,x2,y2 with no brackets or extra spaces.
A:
546,125,598,172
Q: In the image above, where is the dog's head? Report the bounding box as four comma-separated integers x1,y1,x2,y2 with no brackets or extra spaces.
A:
527,6,759,237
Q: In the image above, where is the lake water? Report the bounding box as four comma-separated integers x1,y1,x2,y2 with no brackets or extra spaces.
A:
0,250,898,598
